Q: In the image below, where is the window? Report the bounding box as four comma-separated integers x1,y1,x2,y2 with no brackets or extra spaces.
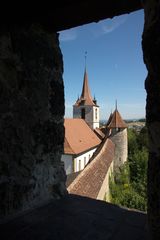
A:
84,157,86,166
116,127,121,132
81,108,85,119
95,108,98,120
79,160,81,171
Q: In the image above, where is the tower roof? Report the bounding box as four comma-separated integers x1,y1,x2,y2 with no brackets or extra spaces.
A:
74,68,96,106
107,109,127,129
106,112,113,127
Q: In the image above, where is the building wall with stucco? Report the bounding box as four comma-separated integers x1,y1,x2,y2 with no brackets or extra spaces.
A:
62,147,97,175
73,105,99,129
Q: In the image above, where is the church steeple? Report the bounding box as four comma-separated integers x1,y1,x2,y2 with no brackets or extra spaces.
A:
74,52,97,107
73,54,100,129
80,68,95,105
74,67,96,106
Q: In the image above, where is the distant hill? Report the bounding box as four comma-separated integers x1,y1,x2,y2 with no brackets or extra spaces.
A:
127,120,145,133
100,118,145,125
100,119,146,132
124,118,146,123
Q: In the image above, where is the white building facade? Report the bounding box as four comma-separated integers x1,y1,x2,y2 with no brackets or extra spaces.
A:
61,147,97,175
62,118,101,175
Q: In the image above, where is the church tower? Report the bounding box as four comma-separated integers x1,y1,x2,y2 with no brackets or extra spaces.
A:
73,68,99,129
106,104,128,170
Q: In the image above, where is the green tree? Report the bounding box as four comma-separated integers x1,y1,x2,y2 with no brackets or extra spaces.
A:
137,126,148,149
129,148,148,184
110,182,147,211
128,128,138,154
109,126,148,212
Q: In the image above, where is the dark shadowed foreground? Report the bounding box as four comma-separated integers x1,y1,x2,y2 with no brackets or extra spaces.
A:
0,194,148,240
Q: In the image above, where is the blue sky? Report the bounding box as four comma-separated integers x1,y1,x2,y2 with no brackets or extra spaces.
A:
59,9,147,120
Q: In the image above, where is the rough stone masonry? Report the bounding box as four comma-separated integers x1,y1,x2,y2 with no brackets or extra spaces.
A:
142,0,160,239
0,24,67,219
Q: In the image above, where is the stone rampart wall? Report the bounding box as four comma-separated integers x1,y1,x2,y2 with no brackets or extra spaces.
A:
0,25,67,219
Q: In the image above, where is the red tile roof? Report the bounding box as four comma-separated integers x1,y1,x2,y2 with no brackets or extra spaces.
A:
64,138,75,154
64,119,101,155
74,69,95,106
68,138,115,198
66,171,81,188
107,110,127,128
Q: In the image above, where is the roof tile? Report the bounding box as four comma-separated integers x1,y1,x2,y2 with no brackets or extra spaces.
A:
68,138,115,198
107,110,127,128
74,69,95,106
64,118,101,155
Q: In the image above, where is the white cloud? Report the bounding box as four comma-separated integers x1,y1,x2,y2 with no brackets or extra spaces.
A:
91,14,128,37
59,14,128,41
59,29,77,42
101,15,128,34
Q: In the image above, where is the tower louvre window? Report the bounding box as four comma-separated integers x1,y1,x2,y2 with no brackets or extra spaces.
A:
95,108,98,120
81,108,85,119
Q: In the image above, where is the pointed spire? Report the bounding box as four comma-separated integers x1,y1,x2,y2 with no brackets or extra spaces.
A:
73,52,96,106
80,68,93,103
107,108,127,129
81,51,95,104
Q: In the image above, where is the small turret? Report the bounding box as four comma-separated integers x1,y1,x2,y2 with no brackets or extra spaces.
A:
93,95,97,105
107,102,128,170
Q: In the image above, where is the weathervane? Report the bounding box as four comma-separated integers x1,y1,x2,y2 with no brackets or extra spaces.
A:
85,51,87,68
115,99,118,110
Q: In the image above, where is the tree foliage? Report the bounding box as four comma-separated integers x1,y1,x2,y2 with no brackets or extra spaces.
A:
110,126,148,212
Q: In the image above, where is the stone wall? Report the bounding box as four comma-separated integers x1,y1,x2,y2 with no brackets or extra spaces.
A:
0,24,67,220
142,1,160,239
97,160,113,201
110,128,128,170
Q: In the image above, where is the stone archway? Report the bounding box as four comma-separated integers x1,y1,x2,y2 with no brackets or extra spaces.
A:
0,1,160,239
